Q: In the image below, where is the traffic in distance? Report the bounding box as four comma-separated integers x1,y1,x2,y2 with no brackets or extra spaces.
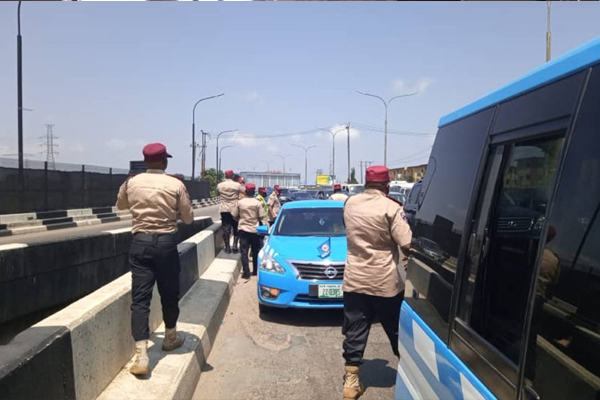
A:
211,35,600,400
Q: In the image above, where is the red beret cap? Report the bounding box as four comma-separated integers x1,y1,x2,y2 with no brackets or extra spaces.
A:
143,143,172,162
365,165,390,183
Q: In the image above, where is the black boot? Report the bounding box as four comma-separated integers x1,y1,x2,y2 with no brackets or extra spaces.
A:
224,240,231,254
232,236,239,253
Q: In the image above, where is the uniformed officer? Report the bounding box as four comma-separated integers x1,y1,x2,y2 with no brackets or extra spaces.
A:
238,176,246,200
232,183,266,279
256,187,269,224
330,183,349,201
267,184,282,226
217,170,244,253
341,165,412,399
116,143,194,376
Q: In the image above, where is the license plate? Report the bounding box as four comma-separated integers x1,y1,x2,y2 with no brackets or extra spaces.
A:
318,284,343,299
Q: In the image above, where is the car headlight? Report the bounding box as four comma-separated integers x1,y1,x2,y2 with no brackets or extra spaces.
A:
259,253,285,274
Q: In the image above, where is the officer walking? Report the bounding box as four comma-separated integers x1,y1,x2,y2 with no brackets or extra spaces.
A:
116,143,194,376
341,166,412,399
217,170,244,253
232,183,266,279
267,184,282,226
330,183,349,201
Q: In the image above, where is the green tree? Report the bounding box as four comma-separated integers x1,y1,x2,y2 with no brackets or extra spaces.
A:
348,167,359,184
203,168,224,197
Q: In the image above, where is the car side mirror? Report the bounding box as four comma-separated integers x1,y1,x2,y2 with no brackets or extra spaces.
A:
256,225,269,235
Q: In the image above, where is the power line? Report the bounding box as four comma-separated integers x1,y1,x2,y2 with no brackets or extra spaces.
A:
387,146,432,167
349,122,436,136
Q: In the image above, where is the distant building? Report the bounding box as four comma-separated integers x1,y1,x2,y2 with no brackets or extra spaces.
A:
239,171,301,188
389,163,427,183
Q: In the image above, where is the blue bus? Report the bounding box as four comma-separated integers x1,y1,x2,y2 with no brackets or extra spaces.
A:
396,36,600,400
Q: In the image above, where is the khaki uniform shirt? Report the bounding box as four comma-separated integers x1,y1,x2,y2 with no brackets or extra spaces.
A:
343,189,412,297
330,192,349,201
217,179,243,213
267,192,281,221
116,169,194,234
232,196,266,234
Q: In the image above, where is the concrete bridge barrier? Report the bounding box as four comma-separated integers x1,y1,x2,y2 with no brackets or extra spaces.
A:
0,221,239,400
0,217,214,327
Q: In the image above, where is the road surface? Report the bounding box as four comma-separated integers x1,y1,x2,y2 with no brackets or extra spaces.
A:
0,205,221,246
193,276,398,400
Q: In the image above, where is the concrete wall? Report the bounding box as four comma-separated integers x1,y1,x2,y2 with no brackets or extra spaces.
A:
0,222,227,400
0,217,213,326
0,166,211,214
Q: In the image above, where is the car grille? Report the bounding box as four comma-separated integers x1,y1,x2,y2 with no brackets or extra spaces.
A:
294,295,343,303
290,262,345,280
496,217,534,232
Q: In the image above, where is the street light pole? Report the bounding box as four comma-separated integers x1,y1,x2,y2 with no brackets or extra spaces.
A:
275,154,290,187
546,1,552,62
346,124,351,183
219,146,234,174
215,129,237,182
317,127,346,179
17,1,23,179
192,93,224,180
292,144,317,186
356,90,417,166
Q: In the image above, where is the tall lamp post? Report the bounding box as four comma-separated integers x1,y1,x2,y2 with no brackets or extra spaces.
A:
219,146,234,174
275,154,291,187
191,93,224,180
317,126,346,179
17,1,24,184
215,129,237,181
356,90,417,166
292,144,317,186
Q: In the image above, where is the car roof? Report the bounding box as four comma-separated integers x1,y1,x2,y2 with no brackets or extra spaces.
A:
281,200,344,209
440,36,600,127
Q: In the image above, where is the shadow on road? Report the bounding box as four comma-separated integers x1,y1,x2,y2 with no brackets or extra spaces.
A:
361,358,397,389
259,307,343,327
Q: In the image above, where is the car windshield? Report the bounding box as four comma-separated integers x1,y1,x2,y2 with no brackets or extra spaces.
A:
275,208,346,237
279,188,291,195
293,191,313,200
348,186,365,194
389,186,401,193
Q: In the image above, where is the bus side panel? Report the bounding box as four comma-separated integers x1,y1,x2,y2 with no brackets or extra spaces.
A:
397,302,497,400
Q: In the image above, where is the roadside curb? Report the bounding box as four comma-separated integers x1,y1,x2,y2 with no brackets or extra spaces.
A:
98,251,241,400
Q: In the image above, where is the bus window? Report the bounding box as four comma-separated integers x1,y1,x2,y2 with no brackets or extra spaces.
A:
456,134,565,382
523,68,600,400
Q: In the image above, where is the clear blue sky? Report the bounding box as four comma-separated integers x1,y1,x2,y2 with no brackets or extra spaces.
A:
1,2,599,183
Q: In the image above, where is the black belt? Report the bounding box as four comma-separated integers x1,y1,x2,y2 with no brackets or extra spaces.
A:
132,231,180,243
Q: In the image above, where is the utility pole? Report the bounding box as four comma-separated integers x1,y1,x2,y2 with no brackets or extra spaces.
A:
359,161,363,184
200,130,209,179
40,124,58,170
546,1,552,62
346,123,351,183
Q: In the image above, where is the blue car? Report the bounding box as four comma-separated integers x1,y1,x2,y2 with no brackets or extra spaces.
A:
256,200,346,313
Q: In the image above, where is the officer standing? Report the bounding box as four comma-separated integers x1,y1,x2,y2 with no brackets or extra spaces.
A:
267,184,282,226
217,170,244,253
341,166,412,399
330,183,349,201
256,187,269,225
232,183,266,279
116,143,194,376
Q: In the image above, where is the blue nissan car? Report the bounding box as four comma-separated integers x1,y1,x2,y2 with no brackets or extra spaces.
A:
256,200,346,313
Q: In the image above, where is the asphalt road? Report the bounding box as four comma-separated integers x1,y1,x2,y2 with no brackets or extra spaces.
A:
193,276,398,400
0,205,222,246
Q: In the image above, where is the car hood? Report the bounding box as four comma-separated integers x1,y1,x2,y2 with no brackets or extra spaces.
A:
263,235,347,262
